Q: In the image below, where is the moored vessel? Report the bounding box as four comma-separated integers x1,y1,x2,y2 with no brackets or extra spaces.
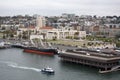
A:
23,35,58,55
23,47,58,55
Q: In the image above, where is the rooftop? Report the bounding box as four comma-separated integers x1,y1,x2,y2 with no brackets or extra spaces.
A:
40,26,54,30
60,49,120,63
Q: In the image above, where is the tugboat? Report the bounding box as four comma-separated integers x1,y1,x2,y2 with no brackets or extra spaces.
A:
41,67,55,74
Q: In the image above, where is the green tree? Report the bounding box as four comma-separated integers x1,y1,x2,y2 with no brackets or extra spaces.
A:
22,31,28,39
41,33,46,41
74,32,79,39
115,32,120,40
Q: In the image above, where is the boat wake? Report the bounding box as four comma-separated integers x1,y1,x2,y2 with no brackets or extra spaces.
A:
0,61,41,72
8,64,41,72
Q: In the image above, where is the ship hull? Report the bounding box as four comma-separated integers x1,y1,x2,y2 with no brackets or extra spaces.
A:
23,47,58,55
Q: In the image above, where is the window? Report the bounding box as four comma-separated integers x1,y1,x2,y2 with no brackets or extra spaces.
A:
109,25,112,29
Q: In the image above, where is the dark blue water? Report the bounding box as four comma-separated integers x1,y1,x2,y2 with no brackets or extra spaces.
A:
0,48,120,80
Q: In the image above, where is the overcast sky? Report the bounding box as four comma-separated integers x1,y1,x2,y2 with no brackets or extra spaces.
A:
0,0,120,16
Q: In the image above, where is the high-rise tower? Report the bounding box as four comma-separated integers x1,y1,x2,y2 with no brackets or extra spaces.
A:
36,16,46,30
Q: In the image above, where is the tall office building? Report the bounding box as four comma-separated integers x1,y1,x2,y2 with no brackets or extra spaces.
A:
36,16,46,30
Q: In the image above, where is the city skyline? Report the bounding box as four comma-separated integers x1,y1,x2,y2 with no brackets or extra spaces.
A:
0,0,120,16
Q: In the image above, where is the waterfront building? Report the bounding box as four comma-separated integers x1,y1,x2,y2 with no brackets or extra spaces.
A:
16,27,35,39
16,25,86,40
59,49,120,72
38,26,86,40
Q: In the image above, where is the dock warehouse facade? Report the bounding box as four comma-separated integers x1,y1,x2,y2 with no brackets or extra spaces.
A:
59,49,120,72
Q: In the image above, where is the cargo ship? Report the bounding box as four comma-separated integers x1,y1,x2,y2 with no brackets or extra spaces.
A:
23,35,58,55
23,47,58,55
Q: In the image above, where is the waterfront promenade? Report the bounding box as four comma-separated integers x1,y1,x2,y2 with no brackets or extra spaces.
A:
0,38,116,50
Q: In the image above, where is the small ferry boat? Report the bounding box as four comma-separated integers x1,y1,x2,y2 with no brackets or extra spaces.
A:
41,67,55,74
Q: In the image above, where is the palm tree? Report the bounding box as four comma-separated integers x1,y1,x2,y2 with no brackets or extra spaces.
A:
22,31,28,40
2,30,12,39
74,32,79,39
41,33,46,41
115,32,120,40
54,32,57,40
2,31,6,39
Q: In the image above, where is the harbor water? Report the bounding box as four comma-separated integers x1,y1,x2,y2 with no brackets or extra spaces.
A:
0,48,120,80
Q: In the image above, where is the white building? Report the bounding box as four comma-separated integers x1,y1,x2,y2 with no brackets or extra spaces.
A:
36,16,46,30
39,27,86,40
16,26,86,40
62,13,76,19
16,27,35,38
0,24,19,30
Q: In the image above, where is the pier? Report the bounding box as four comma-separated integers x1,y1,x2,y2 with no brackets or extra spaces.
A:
59,49,120,73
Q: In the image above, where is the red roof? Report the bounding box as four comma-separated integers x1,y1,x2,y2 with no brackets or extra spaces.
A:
40,26,54,30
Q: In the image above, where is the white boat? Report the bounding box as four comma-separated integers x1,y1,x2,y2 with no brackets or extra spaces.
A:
41,67,55,73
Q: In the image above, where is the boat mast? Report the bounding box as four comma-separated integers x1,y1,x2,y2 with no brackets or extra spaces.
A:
30,35,45,48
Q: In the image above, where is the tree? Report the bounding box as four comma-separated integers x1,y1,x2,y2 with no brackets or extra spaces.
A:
18,34,22,40
115,32,120,40
2,30,11,39
22,31,28,39
10,33,14,38
74,32,79,39
41,33,46,41
52,36,57,41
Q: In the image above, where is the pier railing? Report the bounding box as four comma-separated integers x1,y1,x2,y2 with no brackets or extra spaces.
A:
66,49,120,58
